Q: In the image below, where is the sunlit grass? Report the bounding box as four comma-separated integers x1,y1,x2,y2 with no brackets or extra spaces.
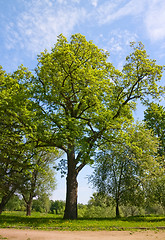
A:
0,211,165,231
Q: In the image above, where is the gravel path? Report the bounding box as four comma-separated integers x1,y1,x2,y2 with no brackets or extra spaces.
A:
0,229,165,240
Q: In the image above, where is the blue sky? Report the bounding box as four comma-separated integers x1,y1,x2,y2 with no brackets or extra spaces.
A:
1,0,165,204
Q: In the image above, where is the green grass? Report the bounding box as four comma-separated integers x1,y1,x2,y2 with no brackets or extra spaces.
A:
0,211,165,231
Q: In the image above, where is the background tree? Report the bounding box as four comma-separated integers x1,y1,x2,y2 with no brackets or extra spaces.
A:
32,193,51,213
5,194,25,211
50,200,65,214
88,192,114,208
90,124,160,217
144,103,165,209
0,66,33,214
20,150,57,216
144,102,165,159
28,34,164,219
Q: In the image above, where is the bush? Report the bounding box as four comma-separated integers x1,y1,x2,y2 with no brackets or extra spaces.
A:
78,205,116,218
121,205,145,217
145,204,165,215
50,200,65,215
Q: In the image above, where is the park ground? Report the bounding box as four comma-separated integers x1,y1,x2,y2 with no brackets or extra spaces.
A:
0,229,165,240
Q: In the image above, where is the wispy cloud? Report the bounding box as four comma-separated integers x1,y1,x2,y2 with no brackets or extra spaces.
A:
96,0,165,42
6,0,86,55
144,0,165,41
96,0,146,25
5,0,165,58
106,30,138,69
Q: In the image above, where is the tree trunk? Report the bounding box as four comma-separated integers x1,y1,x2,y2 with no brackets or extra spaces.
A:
22,194,33,216
26,201,32,216
116,202,120,217
64,147,78,220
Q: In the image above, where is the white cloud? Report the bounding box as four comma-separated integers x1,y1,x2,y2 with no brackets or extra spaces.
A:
6,0,86,55
107,30,138,52
91,0,98,7
95,0,165,42
97,0,146,25
5,0,165,58
144,0,165,41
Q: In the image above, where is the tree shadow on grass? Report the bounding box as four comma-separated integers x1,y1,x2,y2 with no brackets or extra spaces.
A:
0,214,164,229
0,215,64,227
78,216,165,222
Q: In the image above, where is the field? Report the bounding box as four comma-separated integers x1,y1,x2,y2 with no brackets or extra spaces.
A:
0,211,165,231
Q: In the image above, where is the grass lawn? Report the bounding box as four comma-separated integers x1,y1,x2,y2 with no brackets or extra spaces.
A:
0,211,165,231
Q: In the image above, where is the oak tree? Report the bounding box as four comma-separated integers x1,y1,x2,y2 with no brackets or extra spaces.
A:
25,35,164,219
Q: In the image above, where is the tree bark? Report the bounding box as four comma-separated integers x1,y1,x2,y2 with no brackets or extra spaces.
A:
64,146,78,219
26,201,32,216
22,194,33,216
116,201,120,217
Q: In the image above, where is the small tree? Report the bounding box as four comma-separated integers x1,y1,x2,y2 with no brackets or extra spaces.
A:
20,150,57,216
144,103,165,209
90,124,160,217
144,102,165,159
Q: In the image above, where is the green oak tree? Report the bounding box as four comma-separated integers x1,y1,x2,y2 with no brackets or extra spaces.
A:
27,34,164,219
90,124,160,217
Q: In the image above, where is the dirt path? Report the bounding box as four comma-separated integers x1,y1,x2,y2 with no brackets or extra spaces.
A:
0,229,165,240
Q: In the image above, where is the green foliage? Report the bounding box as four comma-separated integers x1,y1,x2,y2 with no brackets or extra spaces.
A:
90,123,160,216
20,150,57,199
120,205,145,217
50,200,65,214
20,150,58,216
31,36,164,165
88,192,114,206
144,175,165,210
144,102,165,157
32,194,51,213
0,65,35,212
145,203,165,215
144,103,165,209
4,195,25,211
121,42,164,104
